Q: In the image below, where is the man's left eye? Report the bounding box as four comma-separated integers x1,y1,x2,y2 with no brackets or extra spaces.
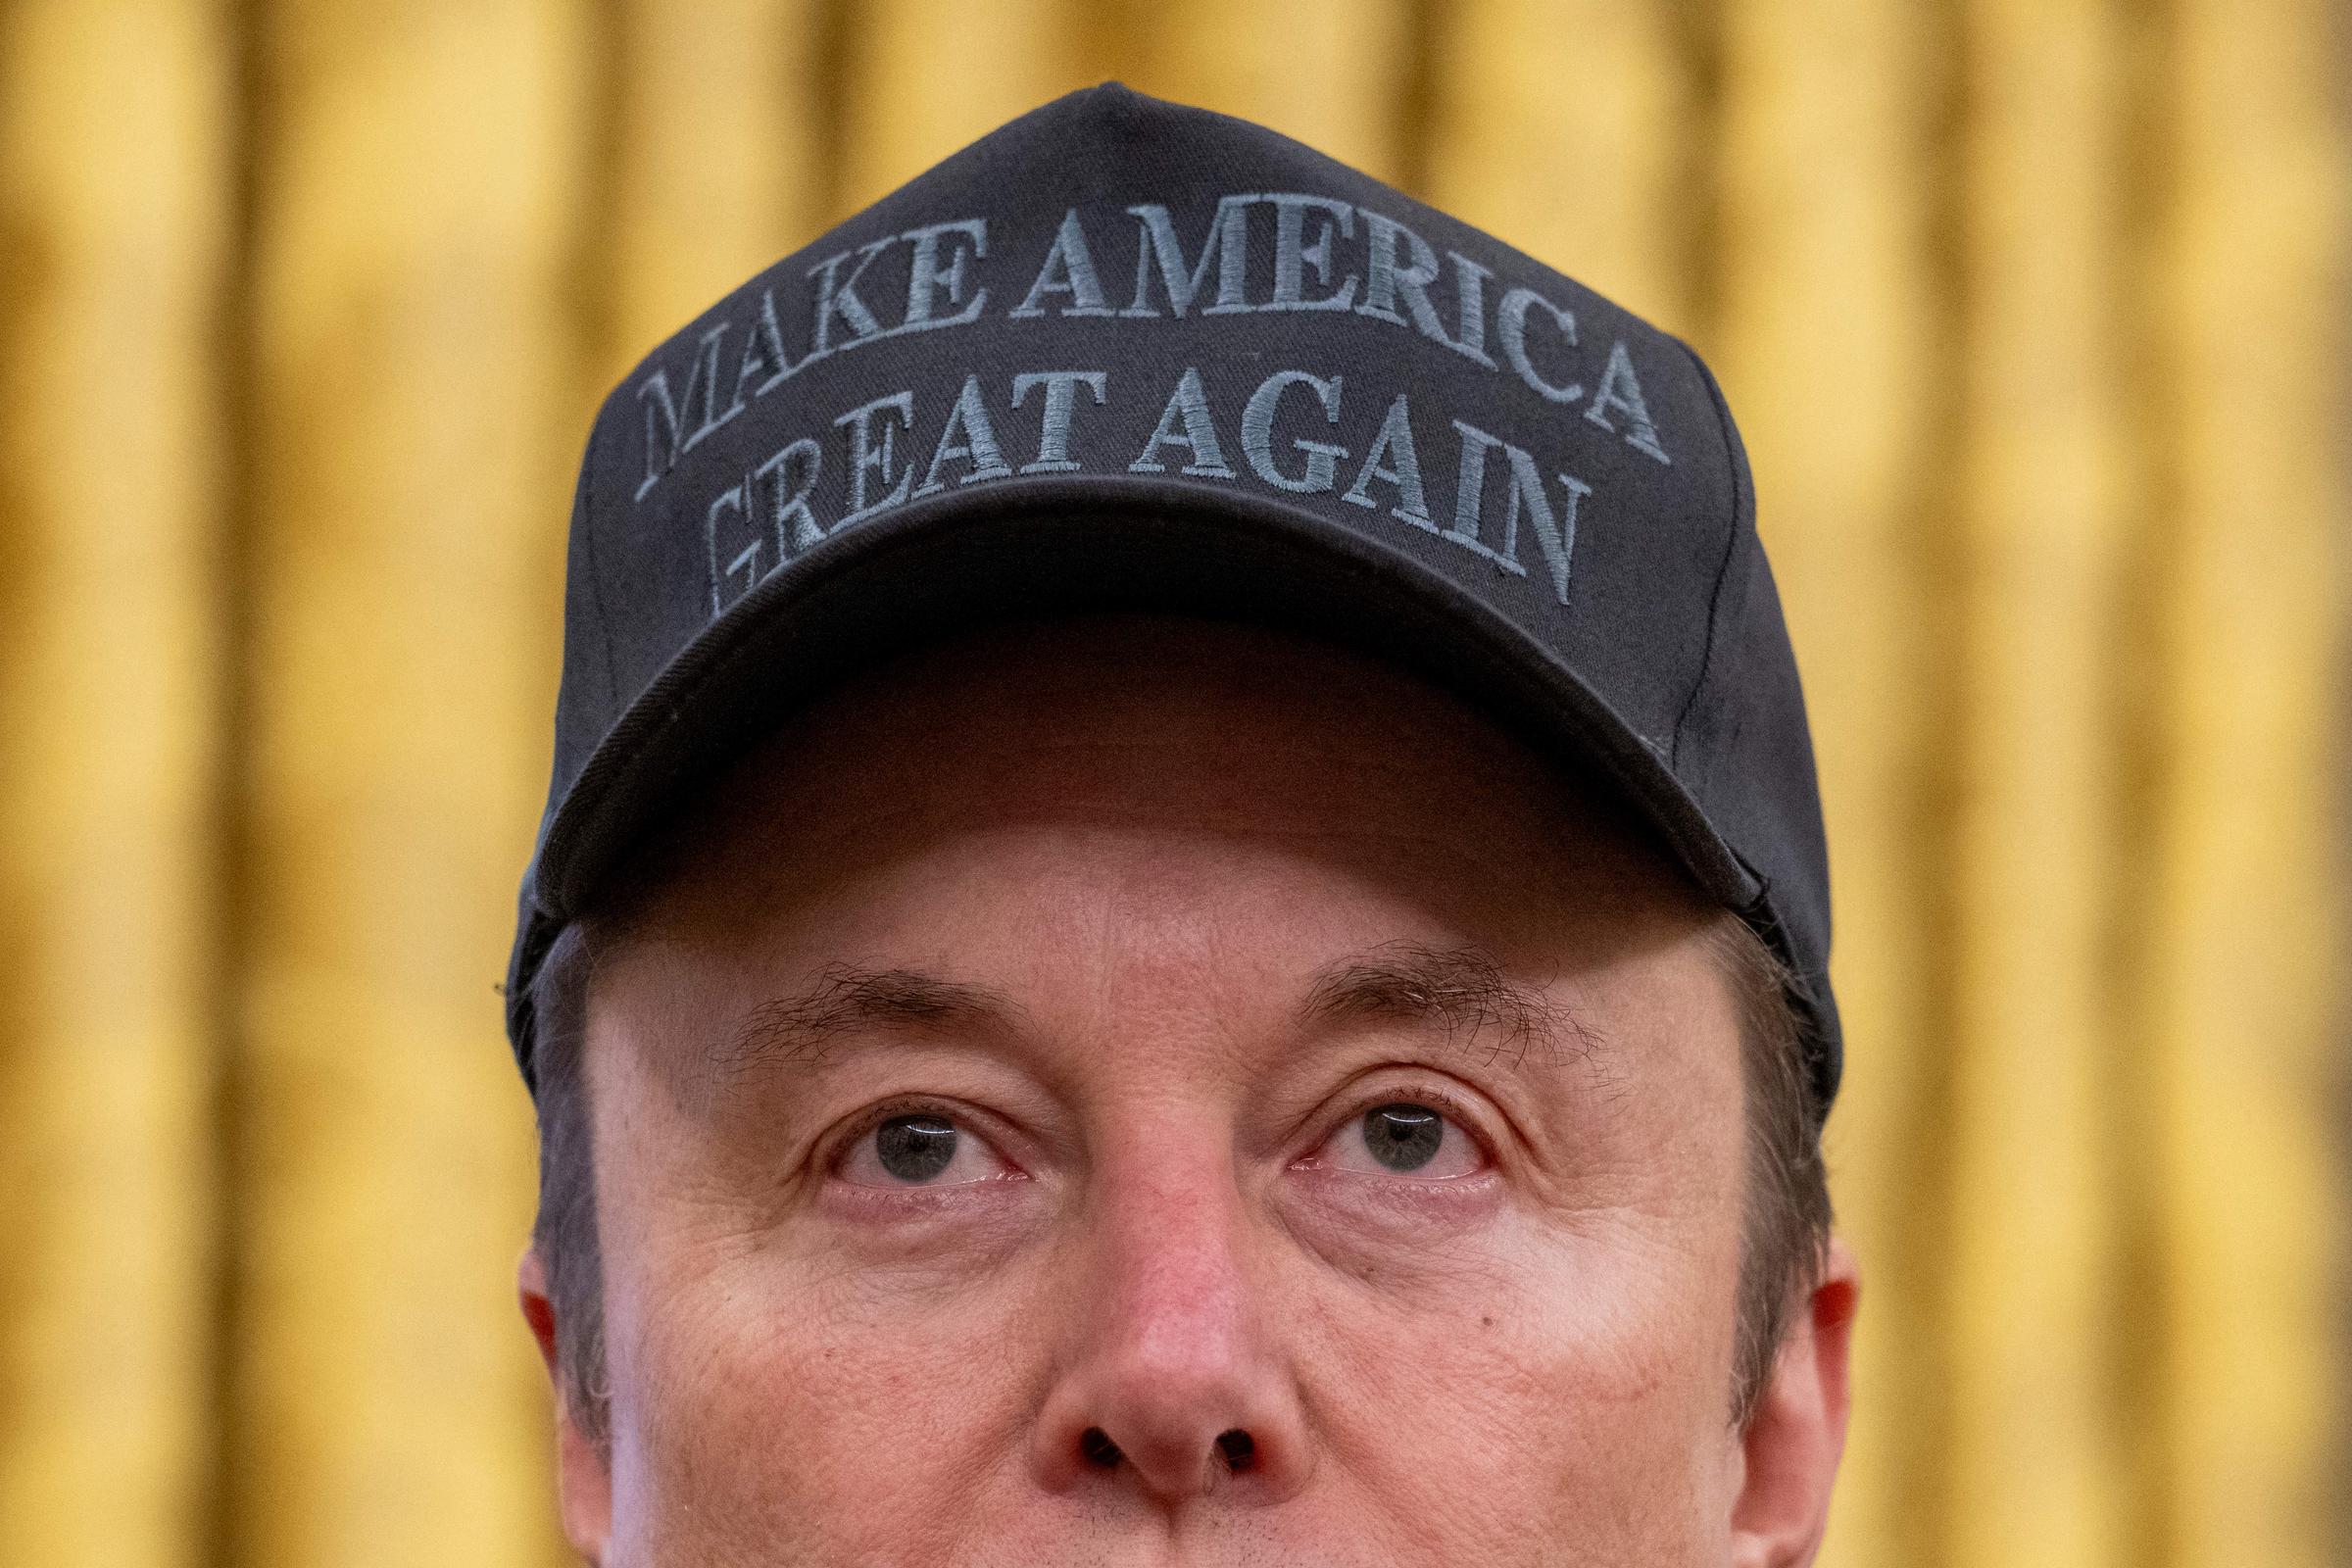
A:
1316,1102,1483,1179
836,1111,1017,1188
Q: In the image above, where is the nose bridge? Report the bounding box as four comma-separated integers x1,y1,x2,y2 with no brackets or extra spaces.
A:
1098,1150,1251,1348
1028,1118,1312,1506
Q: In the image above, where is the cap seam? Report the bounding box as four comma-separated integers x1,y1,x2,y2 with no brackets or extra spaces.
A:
1667,334,1746,773
580,410,622,716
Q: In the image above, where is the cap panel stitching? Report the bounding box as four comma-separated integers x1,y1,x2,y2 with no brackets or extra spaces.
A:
1666,334,1749,773
579,407,621,714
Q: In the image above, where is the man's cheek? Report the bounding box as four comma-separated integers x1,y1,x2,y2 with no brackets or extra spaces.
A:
1308,1227,1727,1501
620,1249,1038,1504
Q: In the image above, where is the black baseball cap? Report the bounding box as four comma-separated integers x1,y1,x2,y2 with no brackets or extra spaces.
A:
506,82,1840,1119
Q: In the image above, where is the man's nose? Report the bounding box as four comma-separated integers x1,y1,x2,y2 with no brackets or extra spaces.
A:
1028,1159,1313,1507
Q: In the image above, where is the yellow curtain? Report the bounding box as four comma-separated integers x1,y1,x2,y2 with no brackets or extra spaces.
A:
0,3,2339,1565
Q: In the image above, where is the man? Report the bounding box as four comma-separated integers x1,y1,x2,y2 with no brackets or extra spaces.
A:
506,83,1858,1565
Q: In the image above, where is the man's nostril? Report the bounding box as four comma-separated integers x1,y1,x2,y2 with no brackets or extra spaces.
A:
1215,1429,1255,1471
1080,1427,1123,1468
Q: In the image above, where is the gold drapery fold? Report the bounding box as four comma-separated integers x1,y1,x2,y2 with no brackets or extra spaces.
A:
230,4,590,1564
0,4,230,1564
1941,3,2135,1565
2145,3,2344,1562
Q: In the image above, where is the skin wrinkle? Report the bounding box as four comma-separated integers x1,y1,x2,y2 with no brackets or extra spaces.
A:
709,943,1614,1118
1298,939,1605,1077
713,963,1030,1081
523,613,1851,1567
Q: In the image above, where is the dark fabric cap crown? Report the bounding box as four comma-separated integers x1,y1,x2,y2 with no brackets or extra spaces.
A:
507,82,1840,1118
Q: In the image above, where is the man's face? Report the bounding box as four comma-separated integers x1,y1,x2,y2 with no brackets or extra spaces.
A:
534,613,1849,1566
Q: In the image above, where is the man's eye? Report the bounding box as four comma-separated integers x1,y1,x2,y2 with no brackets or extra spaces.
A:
1320,1101,1483,1179
837,1111,1016,1188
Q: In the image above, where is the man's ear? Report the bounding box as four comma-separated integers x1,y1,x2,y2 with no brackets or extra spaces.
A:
1729,1236,1860,1568
519,1247,613,1564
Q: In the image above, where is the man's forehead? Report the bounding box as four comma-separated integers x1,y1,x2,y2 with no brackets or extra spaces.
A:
702,943,1613,1087
598,611,1683,923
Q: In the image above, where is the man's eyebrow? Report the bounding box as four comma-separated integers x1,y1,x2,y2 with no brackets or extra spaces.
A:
712,961,1020,1078
1296,941,1608,1075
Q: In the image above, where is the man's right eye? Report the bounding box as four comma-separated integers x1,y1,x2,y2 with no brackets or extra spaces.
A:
836,1109,1019,1188
1313,1100,1485,1180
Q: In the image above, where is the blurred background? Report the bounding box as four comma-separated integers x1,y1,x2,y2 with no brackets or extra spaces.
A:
0,1,2343,1564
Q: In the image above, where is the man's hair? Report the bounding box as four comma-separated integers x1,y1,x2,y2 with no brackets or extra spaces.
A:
529,919,609,1445
528,899,1833,1450
1708,915,1838,1423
